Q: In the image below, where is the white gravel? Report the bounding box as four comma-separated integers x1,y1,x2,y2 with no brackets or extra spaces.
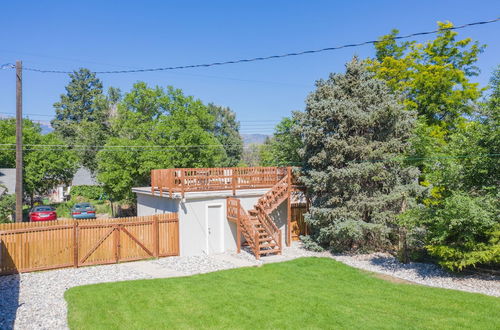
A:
1,243,498,330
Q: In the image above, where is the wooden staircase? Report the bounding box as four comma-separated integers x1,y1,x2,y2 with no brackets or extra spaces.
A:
227,174,290,259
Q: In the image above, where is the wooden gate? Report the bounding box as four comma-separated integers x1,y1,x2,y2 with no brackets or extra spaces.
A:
0,214,179,275
291,204,309,241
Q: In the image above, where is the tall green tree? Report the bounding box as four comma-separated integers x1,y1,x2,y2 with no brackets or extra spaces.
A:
0,119,78,204
97,83,225,201
400,66,500,271
207,103,243,166
297,58,421,251
370,21,484,128
259,115,302,166
52,68,104,135
52,68,120,172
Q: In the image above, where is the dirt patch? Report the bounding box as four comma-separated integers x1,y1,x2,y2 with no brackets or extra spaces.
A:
361,270,416,284
373,273,416,284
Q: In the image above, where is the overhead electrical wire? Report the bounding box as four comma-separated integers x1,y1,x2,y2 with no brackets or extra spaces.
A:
0,18,496,74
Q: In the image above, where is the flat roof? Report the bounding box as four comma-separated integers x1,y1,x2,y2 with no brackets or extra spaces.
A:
132,187,270,200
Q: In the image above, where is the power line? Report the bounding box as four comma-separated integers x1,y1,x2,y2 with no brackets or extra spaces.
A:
0,111,283,123
1,18,495,75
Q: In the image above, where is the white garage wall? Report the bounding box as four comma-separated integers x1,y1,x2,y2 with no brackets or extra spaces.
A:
135,191,288,257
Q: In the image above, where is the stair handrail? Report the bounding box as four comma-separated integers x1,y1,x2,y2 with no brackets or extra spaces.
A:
256,174,289,212
227,197,260,256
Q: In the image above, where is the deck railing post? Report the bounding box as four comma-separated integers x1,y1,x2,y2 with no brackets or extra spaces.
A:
232,168,236,196
180,169,185,198
278,229,282,255
254,231,260,260
168,169,172,198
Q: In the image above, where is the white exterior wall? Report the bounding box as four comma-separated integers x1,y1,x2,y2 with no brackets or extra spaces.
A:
135,190,287,257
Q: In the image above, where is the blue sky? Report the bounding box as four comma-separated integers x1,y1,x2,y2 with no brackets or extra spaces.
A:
1,1,499,135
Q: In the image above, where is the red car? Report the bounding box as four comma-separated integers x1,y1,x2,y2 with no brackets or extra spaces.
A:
29,206,57,221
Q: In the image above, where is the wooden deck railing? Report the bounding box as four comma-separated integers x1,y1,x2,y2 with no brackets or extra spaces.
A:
151,166,290,197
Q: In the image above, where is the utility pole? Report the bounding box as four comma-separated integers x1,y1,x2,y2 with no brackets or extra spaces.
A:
15,60,23,222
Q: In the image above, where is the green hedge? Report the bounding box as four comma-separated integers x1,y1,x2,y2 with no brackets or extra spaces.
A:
70,185,105,200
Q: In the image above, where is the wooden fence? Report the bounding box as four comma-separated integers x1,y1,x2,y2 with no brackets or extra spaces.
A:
0,214,179,275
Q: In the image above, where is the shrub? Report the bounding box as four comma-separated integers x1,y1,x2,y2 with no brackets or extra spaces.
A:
0,193,15,223
408,192,499,271
70,185,105,200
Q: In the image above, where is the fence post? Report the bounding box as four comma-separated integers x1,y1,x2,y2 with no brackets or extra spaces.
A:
114,224,121,263
278,229,282,255
73,221,79,268
286,167,292,247
153,215,159,258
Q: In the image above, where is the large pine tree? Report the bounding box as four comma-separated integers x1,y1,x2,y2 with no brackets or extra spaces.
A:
298,58,420,251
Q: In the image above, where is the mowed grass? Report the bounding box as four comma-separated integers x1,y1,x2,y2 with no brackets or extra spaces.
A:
65,258,499,330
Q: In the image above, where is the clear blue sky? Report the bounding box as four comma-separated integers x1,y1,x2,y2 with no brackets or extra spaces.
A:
1,1,499,134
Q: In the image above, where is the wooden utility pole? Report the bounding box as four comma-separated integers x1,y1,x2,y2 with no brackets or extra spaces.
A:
15,61,23,222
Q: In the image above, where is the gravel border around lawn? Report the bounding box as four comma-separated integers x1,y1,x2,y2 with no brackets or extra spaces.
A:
0,243,498,330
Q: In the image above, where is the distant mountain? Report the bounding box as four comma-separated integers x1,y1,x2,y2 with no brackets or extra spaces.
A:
39,121,54,134
241,134,269,145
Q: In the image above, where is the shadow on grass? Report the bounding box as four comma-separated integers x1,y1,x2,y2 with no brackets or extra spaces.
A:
369,255,500,282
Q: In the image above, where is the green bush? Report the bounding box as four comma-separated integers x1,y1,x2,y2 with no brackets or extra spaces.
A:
408,192,499,271
0,193,15,223
70,185,105,200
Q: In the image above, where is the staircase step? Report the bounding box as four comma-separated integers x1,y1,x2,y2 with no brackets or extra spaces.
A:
260,242,278,247
258,237,273,242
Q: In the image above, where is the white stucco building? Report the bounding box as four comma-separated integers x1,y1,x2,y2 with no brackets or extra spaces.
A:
132,187,289,257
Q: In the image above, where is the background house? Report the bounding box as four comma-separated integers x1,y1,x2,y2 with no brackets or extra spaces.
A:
0,169,16,195
48,167,99,203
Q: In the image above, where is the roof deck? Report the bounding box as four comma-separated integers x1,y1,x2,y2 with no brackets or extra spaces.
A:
150,166,292,197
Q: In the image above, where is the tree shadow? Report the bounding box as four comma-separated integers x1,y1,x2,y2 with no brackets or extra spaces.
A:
0,245,20,330
369,255,500,282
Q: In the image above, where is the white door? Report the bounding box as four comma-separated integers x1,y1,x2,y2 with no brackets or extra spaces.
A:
206,204,223,254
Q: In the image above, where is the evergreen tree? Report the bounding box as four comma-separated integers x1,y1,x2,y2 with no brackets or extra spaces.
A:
52,68,120,172
207,104,243,166
297,58,420,251
52,68,104,137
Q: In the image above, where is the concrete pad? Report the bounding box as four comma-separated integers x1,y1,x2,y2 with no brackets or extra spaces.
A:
125,261,185,278
212,253,258,268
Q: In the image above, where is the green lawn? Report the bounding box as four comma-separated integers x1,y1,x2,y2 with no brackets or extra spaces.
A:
65,258,499,330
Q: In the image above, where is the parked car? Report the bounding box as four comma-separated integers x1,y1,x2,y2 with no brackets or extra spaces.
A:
29,206,57,221
71,203,96,219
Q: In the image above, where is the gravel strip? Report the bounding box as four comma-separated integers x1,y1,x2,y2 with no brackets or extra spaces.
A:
1,243,498,330
0,263,153,330
331,252,500,297
151,255,238,275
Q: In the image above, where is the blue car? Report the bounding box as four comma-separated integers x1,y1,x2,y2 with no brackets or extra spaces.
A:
71,203,96,219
